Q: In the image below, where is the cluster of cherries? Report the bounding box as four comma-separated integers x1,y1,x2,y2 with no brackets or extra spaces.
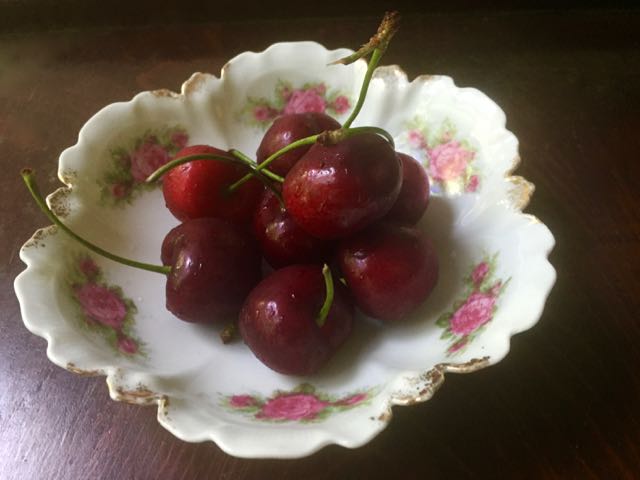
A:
23,12,439,375
157,109,438,375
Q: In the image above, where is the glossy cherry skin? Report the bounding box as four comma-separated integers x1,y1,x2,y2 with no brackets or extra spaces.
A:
283,133,402,239
162,145,262,224
256,112,341,176
238,265,353,375
385,152,430,225
337,223,439,322
253,188,333,268
162,218,262,324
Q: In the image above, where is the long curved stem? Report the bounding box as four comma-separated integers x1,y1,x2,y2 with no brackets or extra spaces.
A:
146,153,282,184
22,169,170,275
342,47,383,129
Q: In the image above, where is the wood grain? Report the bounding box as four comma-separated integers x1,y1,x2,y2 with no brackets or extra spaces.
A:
1,9,639,480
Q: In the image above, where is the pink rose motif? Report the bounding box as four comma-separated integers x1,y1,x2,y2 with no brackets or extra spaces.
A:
129,140,170,182
408,130,427,149
74,283,127,329
466,174,480,192
253,105,279,122
449,291,496,336
110,182,130,199
230,395,257,408
256,393,328,421
332,95,350,114
471,262,489,287
333,392,367,406
117,334,138,354
428,140,475,182
170,131,189,149
448,337,469,354
79,257,100,280
283,89,327,115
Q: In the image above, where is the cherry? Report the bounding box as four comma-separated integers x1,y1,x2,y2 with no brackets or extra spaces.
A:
162,217,262,323
256,112,341,177
161,145,262,224
239,264,353,375
283,133,402,239
253,188,332,268
385,152,430,225
337,223,439,322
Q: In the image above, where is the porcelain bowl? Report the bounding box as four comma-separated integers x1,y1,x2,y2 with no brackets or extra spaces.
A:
14,41,556,458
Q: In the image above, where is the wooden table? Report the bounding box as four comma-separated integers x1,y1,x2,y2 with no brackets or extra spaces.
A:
2,8,639,479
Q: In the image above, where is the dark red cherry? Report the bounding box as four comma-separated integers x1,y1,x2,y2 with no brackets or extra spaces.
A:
238,264,353,375
162,218,262,324
337,223,439,322
253,188,332,268
162,145,262,224
385,152,430,225
256,112,341,176
283,133,402,239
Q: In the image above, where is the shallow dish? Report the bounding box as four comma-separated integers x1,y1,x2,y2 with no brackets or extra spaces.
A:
14,41,555,458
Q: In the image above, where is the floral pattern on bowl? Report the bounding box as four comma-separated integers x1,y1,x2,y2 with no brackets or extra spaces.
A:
222,383,375,423
436,253,509,356
401,117,479,195
98,126,189,205
240,80,351,128
14,41,556,459
67,254,145,357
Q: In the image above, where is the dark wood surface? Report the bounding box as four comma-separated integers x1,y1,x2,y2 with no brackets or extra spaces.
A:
2,9,640,480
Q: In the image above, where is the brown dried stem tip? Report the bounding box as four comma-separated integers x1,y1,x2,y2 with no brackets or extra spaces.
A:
330,11,400,66
219,323,237,344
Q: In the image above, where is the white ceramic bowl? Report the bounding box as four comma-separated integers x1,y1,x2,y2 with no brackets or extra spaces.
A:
14,41,556,458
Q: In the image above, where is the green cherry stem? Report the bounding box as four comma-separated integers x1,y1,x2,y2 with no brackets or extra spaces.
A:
342,47,383,129
146,153,241,182
228,149,284,183
21,169,170,275
145,153,282,184
227,149,284,206
316,264,335,328
226,134,321,194
318,125,395,148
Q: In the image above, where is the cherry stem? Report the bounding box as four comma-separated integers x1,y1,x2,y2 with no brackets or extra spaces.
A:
342,48,382,129
228,149,285,206
318,125,394,148
21,169,171,275
226,134,320,195
228,150,284,183
316,264,335,328
146,153,283,184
